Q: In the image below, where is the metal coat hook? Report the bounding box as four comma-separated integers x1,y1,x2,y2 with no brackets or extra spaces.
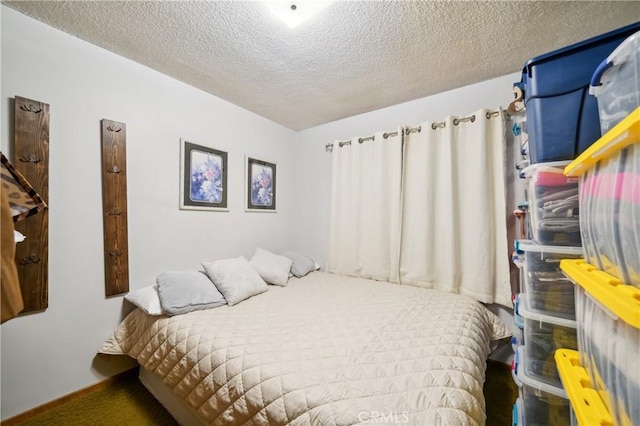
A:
20,104,42,114
19,154,41,163
106,125,122,132
20,254,41,265
107,166,121,174
108,207,122,216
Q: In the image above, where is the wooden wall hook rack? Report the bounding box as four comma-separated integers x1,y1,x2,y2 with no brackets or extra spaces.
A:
13,95,50,313
101,119,129,297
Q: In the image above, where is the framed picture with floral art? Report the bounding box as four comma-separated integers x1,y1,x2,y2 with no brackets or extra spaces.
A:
245,156,276,212
180,139,228,211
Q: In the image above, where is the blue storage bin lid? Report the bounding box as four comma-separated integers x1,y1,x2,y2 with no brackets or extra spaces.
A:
516,22,640,97
523,22,640,78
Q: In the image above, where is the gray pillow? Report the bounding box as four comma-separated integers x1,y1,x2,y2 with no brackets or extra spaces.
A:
201,256,268,306
156,271,226,316
282,252,317,278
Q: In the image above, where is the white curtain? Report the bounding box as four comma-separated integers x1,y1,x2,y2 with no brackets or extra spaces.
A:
327,109,512,307
400,109,511,306
326,130,403,283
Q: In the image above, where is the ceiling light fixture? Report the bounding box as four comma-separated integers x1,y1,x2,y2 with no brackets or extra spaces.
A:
265,1,333,29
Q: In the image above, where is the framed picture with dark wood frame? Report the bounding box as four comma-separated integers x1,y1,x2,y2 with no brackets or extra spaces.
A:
180,139,228,211
245,156,277,212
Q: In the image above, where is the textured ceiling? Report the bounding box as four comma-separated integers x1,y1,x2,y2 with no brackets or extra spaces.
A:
3,1,639,130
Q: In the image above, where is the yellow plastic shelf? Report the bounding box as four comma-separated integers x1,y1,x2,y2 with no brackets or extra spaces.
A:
564,107,640,177
555,349,613,426
560,259,640,329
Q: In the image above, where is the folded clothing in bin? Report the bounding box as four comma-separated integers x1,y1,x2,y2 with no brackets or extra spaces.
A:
526,271,575,318
517,239,582,319
515,346,571,426
519,294,578,388
561,260,640,426
524,163,581,246
572,132,639,287
565,109,639,287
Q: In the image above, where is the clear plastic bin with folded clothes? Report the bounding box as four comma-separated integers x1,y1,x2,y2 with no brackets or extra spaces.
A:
516,240,583,319
518,294,578,389
561,260,640,426
513,346,571,426
522,162,582,246
564,108,640,287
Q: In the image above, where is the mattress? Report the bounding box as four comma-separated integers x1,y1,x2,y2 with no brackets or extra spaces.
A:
100,271,510,425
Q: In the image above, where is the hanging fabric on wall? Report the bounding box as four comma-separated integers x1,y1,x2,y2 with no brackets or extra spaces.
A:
1,186,24,323
0,152,48,323
326,129,403,283
1,152,47,222
400,109,511,306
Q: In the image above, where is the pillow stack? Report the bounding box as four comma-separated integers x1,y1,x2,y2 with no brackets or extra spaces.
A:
124,248,321,315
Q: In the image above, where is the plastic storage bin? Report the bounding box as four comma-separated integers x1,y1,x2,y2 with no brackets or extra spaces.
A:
518,295,578,387
555,349,613,426
560,260,640,426
515,346,571,426
517,22,640,163
522,163,581,245
564,109,640,287
517,240,583,319
590,31,640,134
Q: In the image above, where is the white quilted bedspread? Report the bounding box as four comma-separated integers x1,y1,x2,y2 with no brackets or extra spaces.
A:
100,272,507,425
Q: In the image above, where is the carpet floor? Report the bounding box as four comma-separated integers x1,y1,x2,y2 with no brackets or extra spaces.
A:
12,361,517,425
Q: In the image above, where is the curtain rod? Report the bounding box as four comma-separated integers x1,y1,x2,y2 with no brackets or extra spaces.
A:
325,109,503,152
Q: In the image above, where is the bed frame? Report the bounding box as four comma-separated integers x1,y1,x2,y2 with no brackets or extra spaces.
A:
139,366,204,425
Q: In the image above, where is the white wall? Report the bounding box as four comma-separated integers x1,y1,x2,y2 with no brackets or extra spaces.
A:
291,72,524,360
0,6,297,419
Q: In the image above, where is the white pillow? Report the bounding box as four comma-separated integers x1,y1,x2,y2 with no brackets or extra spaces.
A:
250,248,293,286
202,256,268,306
124,285,163,315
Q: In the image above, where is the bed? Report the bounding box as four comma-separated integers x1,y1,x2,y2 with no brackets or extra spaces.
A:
100,271,510,425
